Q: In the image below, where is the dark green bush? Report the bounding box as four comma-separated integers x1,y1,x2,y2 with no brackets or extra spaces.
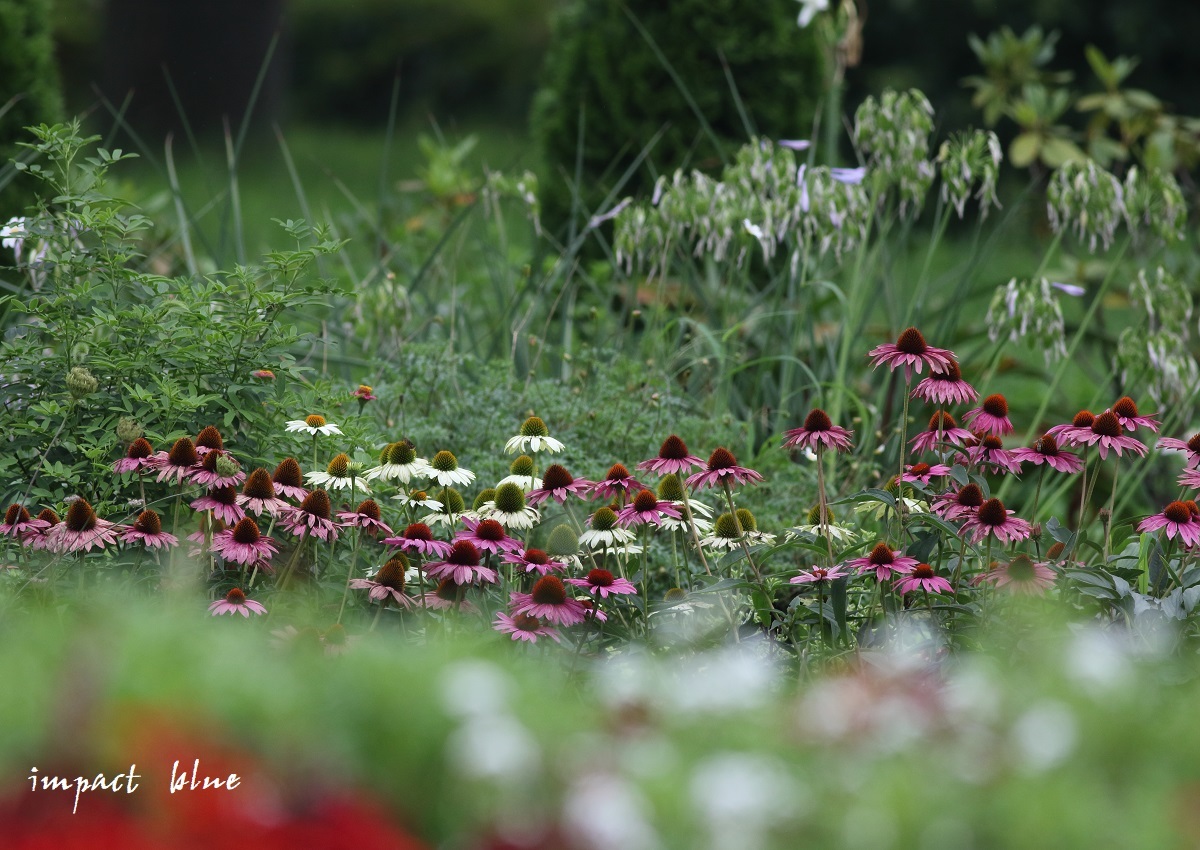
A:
0,0,64,213
531,0,825,236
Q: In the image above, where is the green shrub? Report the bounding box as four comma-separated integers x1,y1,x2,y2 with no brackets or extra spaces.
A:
0,0,64,214
531,0,825,235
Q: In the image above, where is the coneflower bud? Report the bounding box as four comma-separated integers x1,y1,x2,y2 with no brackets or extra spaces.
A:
509,455,535,477
472,488,496,511
116,417,143,444
66,366,98,399
546,523,579,556
656,474,684,502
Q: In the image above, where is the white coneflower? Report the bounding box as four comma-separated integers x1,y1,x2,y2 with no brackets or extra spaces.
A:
497,454,542,491
364,439,430,483
426,450,475,488
504,415,566,454
477,482,539,530
305,453,371,494
578,507,638,550
285,414,343,436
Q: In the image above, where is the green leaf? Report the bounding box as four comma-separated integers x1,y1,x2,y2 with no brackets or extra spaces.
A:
1010,132,1041,167
1040,136,1087,167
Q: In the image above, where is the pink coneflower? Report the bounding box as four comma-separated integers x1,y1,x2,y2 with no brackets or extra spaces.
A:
250,368,275,380
425,540,497,585
349,555,413,607
48,499,120,553
616,489,682,527
194,425,225,457
911,359,979,405
190,449,245,488
894,563,954,595
1109,396,1160,433
1179,469,1200,490
112,437,156,474
120,509,178,549
867,327,954,380
1137,501,1200,546
212,517,279,566
271,457,309,500
901,462,951,486
1158,432,1200,469
960,498,1033,544
237,468,290,516
281,489,340,541
782,408,854,453
685,447,764,491
636,434,706,476
527,464,593,505
503,546,568,576
26,508,59,550
455,517,523,555
910,411,975,455
588,463,645,501
382,522,453,558
843,542,918,581
1010,433,1084,473
352,384,378,403
190,485,247,526
967,435,1023,475
510,576,587,625
962,394,1014,436
422,577,478,611
154,437,201,484
1048,410,1096,447
208,587,267,617
931,482,986,521
1077,411,1148,459
0,504,49,541
336,499,393,537
789,564,848,585
567,568,638,598
975,555,1057,595
493,612,561,644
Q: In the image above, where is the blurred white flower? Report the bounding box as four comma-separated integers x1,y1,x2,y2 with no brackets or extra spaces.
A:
795,0,829,27
1010,700,1077,773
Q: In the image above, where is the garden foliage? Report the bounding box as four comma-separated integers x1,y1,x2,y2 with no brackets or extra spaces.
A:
531,0,825,233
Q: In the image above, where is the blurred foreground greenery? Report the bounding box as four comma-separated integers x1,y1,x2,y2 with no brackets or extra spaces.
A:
2,586,1199,848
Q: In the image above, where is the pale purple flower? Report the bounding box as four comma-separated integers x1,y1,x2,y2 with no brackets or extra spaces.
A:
962,394,1014,436
0,504,49,541
636,435,706,476
790,564,848,585
616,489,682,527
587,463,645,501
843,543,918,581
425,540,497,585
1159,433,1200,469
959,498,1032,544
153,437,202,484
895,564,954,596
911,360,978,405
208,587,267,617
967,435,1024,475
782,408,854,453
280,489,340,542
867,327,954,381
830,166,867,184
527,464,594,505
901,462,952,485
112,438,157,475
566,568,638,598
509,576,587,626
685,447,764,491
382,522,453,558
1010,434,1084,474
454,516,523,555
973,556,1056,594
237,469,291,516
190,486,247,526
1109,396,1160,434
48,499,120,553
1076,412,1148,459
502,546,568,576
930,483,985,521
120,510,178,550
910,411,974,455
336,499,393,537
349,557,413,607
212,517,279,566
493,612,562,644
1137,501,1200,546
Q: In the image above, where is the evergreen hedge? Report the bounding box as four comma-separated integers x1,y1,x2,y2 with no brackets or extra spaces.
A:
531,0,825,237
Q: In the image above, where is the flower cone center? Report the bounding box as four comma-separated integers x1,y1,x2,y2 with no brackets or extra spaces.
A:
1071,410,1095,428
430,451,458,472
494,483,526,513
591,507,618,531
135,510,163,535
520,416,549,437
707,447,737,470
869,542,895,564
587,568,615,587
978,498,1008,526
65,499,97,532
632,490,658,512
982,394,1008,417
447,540,480,566
541,464,575,490
531,576,567,605
803,409,833,432
304,415,327,428
167,438,198,467
231,518,261,544
376,556,408,590
659,435,689,460
956,484,984,508
127,438,153,460
1112,396,1138,418
404,522,433,541
895,327,929,354
912,564,935,579
195,425,224,452
225,588,247,605
1091,412,1122,438
300,489,332,519
274,458,303,488
243,469,277,499
1164,501,1191,524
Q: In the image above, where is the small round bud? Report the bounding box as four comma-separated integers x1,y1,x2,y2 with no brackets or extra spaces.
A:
66,366,98,399
116,417,143,444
